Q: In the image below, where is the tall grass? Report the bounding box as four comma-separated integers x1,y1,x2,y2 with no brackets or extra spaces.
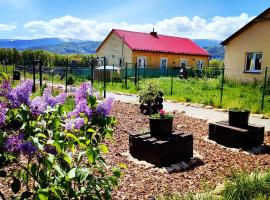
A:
158,170,270,200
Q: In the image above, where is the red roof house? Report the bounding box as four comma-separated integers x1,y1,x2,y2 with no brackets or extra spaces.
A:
96,29,209,69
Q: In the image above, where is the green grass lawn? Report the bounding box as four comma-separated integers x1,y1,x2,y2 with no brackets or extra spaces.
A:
95,77,270,116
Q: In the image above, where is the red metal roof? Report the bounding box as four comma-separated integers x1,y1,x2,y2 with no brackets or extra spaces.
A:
112,29,209,56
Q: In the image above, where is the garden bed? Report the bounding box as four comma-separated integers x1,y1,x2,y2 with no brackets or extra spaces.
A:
1,101,270,199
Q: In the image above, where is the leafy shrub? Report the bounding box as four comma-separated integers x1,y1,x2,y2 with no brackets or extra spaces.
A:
0,76,122,199
139,81,163,105
67,76,75,85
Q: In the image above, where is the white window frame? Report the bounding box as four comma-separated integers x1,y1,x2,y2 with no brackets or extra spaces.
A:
137,57,147,68
245,52,262,73
160,58,168,69
180,59,187,68
197,60,204,70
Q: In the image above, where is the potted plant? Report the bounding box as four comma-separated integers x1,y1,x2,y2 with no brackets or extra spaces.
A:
228,107,250,128
139,82,163,114
149,109,174,139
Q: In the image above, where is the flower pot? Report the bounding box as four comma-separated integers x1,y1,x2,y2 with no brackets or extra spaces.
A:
149,117,173,139
228,110,250,128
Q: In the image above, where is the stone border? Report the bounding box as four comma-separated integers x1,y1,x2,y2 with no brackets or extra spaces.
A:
119,151,204,174
202,136,270,155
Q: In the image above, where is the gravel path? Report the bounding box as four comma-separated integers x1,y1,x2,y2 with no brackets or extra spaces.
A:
107,92,270,131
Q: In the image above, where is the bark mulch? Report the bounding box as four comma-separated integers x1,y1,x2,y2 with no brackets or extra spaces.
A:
108,101,270,199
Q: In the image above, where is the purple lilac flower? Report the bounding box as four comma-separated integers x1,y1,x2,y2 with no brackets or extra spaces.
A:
7,80,32,108
96,97,114,117
43,88,67,107
0,79,12,97
29,96,47,116
20,142,37,157
65,117,85,131
0,103,8,127
3,134,23,154
74,83,92,104
68,100,92,118
44,145,57,155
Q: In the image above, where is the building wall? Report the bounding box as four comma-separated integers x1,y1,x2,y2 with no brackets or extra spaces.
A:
96,32,132,66
132,51,209,68
224,17,270,82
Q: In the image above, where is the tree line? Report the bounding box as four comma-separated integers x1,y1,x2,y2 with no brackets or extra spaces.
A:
0,48,95,67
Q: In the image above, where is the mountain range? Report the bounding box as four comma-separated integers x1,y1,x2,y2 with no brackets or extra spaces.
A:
0,38,224,59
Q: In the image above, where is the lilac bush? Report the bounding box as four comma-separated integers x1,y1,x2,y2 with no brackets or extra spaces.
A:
0,103,7,127
0,79,11,97
96,97,114,117
0,81,120,200
29,96,48,116
43,88,67,107
7,80,32,108
65,117,85,130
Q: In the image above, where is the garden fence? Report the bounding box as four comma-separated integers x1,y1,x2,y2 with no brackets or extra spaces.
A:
2,62,269,115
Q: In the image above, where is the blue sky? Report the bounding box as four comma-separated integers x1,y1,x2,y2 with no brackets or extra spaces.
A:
0,0,269,40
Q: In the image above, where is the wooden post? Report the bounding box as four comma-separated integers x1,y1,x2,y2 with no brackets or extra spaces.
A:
103,57,106,98
261,67,268,111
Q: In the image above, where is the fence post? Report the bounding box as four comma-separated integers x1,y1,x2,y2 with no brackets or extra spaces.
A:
261,67,268,111
103,57,106,98
170,68,174,95
220,67,225,106
39,60,43,88
125,62,128,89
32,61,36,92
135,62,137,86
137,65,140,88
112,64,114,85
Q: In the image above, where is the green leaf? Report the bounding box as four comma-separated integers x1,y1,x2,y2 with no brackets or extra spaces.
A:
77,151,85,162
86,128,95,133
99,144,108,154
67,168,76,179
85,148,97,164
75,168,89,183
38,188,49,200
36,133,47,139
62,152,72,165
11,178,21,194
54,164,64,178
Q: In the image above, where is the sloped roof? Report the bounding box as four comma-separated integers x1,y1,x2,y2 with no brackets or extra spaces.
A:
97,29,209,56
221,7,270,45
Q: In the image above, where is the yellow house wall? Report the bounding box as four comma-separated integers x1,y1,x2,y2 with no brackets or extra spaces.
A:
96,32,132,66
224,18,270,82
132,51,209,68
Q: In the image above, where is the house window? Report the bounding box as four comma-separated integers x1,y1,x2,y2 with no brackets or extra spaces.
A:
180,59,187,68
245,52,262,72
137,57,146,68
197,60,204,70
160,58,167,69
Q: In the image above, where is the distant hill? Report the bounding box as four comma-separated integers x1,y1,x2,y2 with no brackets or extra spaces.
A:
0,38,76,49
32,41,101,54
193,39,224,60
0,37,224,59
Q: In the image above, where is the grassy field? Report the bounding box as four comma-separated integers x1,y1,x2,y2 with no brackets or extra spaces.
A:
94,77,270,116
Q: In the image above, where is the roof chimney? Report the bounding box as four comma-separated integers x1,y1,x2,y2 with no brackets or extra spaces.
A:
150,28,158,37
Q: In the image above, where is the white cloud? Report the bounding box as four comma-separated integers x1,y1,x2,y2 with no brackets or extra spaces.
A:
0,23,17,32
24,13,254,40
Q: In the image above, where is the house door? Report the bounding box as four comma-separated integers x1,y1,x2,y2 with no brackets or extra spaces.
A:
160,58,167,76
